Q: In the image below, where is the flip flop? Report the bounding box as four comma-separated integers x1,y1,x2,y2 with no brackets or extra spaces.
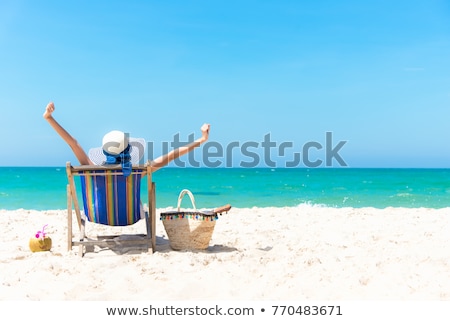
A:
214,204,232,214
199,204,232,215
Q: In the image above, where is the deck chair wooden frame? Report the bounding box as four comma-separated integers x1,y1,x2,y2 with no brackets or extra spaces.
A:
66,161,156,257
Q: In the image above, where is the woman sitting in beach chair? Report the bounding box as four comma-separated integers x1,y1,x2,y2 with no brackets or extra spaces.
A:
43,101,210,170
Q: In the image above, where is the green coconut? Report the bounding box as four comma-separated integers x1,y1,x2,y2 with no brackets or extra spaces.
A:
29,236,52,252
30,224,52,252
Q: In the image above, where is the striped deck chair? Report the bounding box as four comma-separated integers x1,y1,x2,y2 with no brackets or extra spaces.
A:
66,161,156,257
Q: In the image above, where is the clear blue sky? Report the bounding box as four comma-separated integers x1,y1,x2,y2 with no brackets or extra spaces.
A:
1,0,449,167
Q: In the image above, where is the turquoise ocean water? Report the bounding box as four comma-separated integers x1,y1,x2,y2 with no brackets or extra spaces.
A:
0,167,449,210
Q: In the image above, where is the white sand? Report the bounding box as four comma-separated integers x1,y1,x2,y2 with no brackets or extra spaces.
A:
0,206,449,301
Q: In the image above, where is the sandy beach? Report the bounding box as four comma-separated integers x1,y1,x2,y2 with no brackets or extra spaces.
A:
1,206,449,301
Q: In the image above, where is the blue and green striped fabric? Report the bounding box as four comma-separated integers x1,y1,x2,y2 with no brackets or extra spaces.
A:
80,170,143,226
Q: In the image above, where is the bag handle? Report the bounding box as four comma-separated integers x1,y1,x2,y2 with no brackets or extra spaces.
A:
177,189,197,211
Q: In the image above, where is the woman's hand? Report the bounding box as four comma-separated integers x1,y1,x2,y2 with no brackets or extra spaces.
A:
200,123,210,143
43,102,55,119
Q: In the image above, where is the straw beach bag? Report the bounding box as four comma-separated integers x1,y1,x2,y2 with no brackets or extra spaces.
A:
160,189,230,250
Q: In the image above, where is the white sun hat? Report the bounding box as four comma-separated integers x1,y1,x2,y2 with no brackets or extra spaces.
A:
88,130,146,165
